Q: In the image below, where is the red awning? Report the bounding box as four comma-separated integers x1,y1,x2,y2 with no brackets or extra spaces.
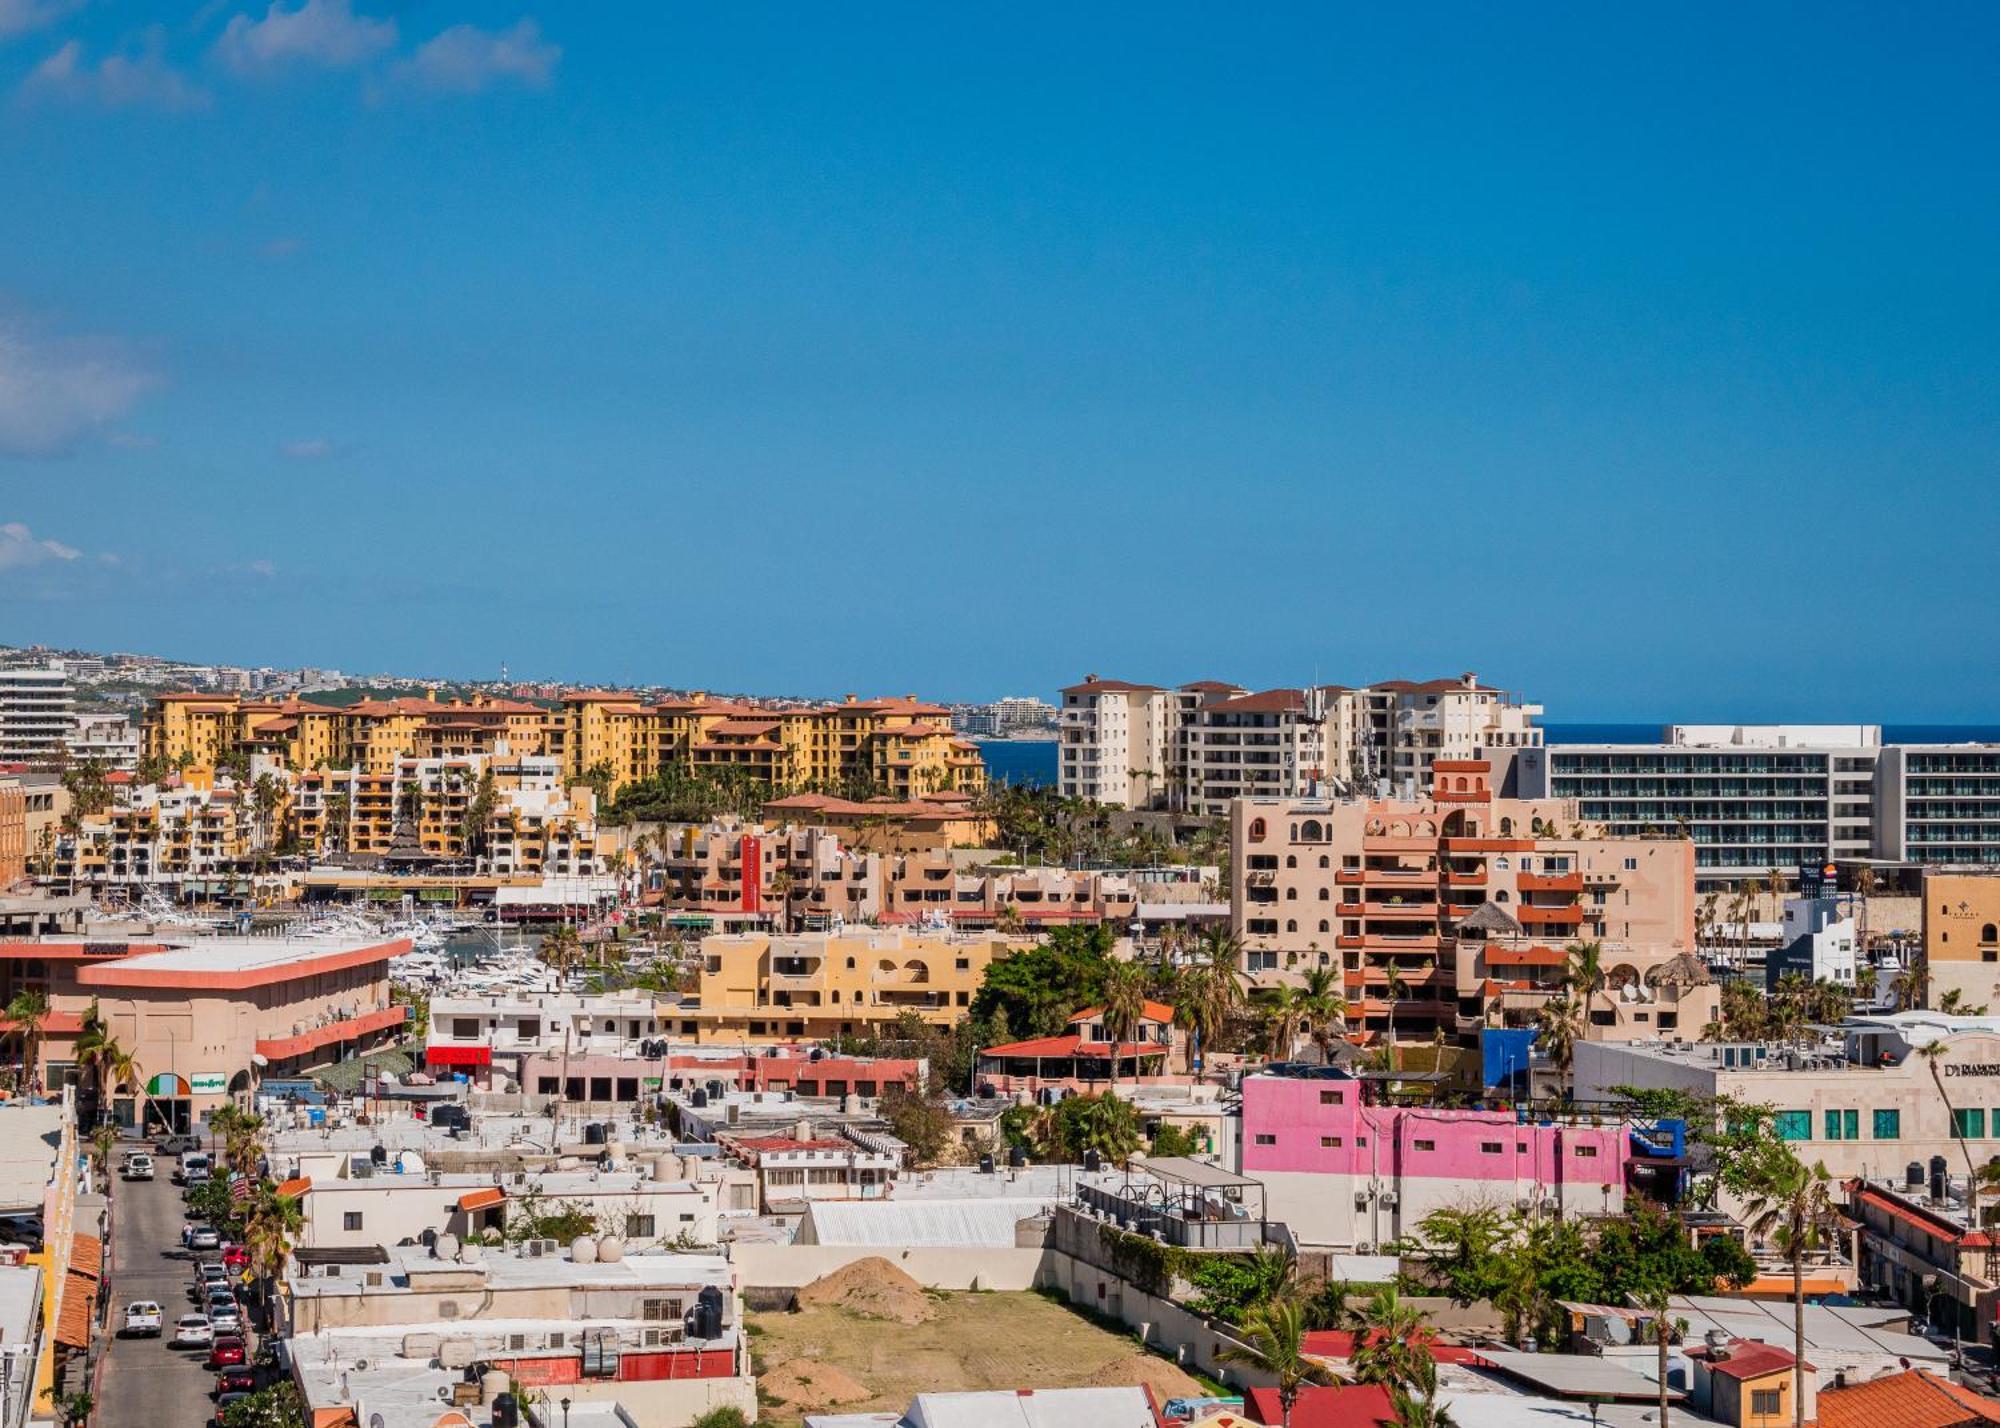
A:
425,1045,492,1067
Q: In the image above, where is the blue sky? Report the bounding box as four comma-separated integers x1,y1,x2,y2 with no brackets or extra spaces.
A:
0,3,1995,718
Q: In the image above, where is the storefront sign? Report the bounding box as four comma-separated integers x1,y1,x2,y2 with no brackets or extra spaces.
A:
1943,1064,2000,1078
190,1073,227,1095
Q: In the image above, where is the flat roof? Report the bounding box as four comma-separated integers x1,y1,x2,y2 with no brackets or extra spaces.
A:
75,934,407,990
289,1244,732,1299
0,1263,41,1342
1131,1155,1259,1189
0,1103,64,1213
1476,1350,1682,1400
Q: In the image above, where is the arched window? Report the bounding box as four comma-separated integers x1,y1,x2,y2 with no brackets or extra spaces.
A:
1249,818,1267,842
1319,920,1331,932
1499,817,1513,836
1986,923,1999,944
1301,819,1323,842
1286,888,1297,900
1286,919,1298,933
1495,890,1510,903
1286,855,1297,868
1318,855,1330,869
1318,888,1330,900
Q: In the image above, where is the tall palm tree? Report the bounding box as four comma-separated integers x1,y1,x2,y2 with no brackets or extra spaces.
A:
4,990,48,1093
1177,927,1245,1072
1643,1282,1675,1428
1388,1352,1458,1428
1100,961,1149,1093
1743,1154,1840,1428
1221,1292,1326,1428
1262,985,1307,1061
1299,966,1349,1065
1382,964,1410,1072
73,1001,123,1128
1349,1285,1433,1391
1564,941,1606,1021
244,1184,305,1312
540,924,584,981
1535,992,1581,1072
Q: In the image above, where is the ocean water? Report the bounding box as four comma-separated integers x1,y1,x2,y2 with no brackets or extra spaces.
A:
975,726,2000,788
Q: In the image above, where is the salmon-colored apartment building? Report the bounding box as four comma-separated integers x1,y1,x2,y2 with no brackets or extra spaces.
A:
1229,759,1697,1043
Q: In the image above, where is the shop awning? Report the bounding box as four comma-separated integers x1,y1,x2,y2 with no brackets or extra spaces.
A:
147,1072,191,1097
425,1045,491,1068
55,1270,95,1349
70,1234,102,1280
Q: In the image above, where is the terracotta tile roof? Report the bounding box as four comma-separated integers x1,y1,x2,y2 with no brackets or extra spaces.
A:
1068,1001,1176,1025
1060,677,1161,694
979,1034,1169,1059
275,1177,312,1198
1246,1383,1395,1428
1819,1370,2000,1428
1179,680,1242,693
1691,1339,1804,1380
55,1269,95,1349
69,1233,102,1279
457,1187,504,1212
1202,687,1308,714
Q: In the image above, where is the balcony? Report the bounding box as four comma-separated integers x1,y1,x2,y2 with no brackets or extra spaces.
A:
1334,869,1364,885
1518,871,1584,894
1444,867,1487,886
1518,904,1584,928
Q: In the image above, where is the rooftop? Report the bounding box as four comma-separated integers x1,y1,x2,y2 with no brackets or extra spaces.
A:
289,1243,733,1300
1818,1370,2000,1428
0,1102,65,1213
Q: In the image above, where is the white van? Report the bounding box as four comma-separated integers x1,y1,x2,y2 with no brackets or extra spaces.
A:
177,1151,211,1184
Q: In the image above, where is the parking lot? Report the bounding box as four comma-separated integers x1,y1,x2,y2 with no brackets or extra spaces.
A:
99,1155,252,1428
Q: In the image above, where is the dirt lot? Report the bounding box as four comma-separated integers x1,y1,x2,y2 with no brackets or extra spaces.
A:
747,1288,1204,1425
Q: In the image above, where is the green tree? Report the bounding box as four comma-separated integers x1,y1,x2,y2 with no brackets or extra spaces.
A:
1100,960,1149,1091
1743,1152,1841,1428
1187,1244,1296,1323
970,924,1116,1038
5,989,48,1092
1388,1352,1457,1428
1348,1285,1433,1391
880,1087,955,1168
1220,1292,1327,1428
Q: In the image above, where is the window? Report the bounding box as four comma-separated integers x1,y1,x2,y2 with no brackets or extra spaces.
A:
1574,1145,1598,1158
1318,1090,1344,1105
1253,1133,1276,1146
1481,1142,1503,1154
1320,1136,1343,1148
1873,1109,1900,1139
1824,1109,1858,1141
1751,1390,1782,1416
1773,1111,1810,1141
641,1297,684,1321
1413,1139,1435,1152
1954,1108,1988,1139
342,1212,364,1231
626,1214,657,1238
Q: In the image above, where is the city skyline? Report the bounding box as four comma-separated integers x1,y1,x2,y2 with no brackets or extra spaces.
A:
1,5,1995,717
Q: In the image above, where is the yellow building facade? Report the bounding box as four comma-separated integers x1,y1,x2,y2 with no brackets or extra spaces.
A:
675,927,1027,1042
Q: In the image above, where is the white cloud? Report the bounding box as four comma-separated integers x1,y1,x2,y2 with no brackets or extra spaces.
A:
213,0,395,74
247,558,277,577
280,437,334,460
0,521,84,572
20,31,212,112
0,320,155,458
0,0,82,44
395,18,557,93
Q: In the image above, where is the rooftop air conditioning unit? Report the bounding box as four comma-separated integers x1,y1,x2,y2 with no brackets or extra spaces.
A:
525,1238,558,1258
1354,1191,1370,1209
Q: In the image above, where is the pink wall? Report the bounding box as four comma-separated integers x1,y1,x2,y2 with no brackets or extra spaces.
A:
1241,1075,1628,1186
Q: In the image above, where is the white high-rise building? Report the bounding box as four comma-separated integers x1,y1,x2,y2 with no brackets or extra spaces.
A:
0,663,75,766
1059,672,1542,814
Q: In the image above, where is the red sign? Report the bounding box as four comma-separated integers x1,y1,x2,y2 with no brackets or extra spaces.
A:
740,834,761,915
425,1045,492,1067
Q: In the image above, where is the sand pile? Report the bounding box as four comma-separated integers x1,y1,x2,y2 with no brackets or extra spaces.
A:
1087,1352,1205,1399
794,1257,936,1325
760,1358,872,1410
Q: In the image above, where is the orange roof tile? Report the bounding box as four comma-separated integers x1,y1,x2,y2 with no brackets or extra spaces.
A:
1691,1339,1805,1381
69,1233,102,1279
55,1270,95,1348
1819,1371,2000,1428
457,1187,504,1212
275,1177,312,1198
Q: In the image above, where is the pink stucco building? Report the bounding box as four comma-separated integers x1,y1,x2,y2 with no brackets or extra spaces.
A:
1239,1072,1631,1248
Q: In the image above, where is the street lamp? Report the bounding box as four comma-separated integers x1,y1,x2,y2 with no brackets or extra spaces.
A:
559,1398,570,1428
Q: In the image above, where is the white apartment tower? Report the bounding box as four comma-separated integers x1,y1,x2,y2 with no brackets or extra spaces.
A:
1060,672,1542,814
0,662,75,766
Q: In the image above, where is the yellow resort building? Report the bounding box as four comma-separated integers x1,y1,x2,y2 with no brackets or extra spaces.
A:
143,689,986,800
672,927,1028,1042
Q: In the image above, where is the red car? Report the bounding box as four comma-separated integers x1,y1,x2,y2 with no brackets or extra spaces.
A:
206,1336,246,1370
220,1245,249,1271
214,1366,258,1396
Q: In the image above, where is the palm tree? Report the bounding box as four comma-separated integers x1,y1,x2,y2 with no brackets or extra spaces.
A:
4,990,48,1093
1263,985,1307,1061
1100,961,1149,1093
1739,878,1766,965
244,1184,305,1315
540,924,584,981
1299,966,1349,1065
73,1001,123,1128
1177,927,1246,1071
1349,1285,1433,1391
1643,1283,1676,1428
1743,1153,1840,1428
1922,1042,1985,1245
1221,1292,1326,1428
1564,941,1606,1020
1388,1353,1457,1428
1535,992,1581,1072
1382,964,1410,1071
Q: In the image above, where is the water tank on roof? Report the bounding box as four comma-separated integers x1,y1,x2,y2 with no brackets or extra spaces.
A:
1931,1156,1949,1202
1908,1161,1926,1190
1083,1149,1102,1173
1009,1145,1028,1169
434,1232,460,1262
583,1122,607,1146
597,1236,625,1263
370,1143,388,1166
979,1153,995,1175
480,1369,509,1406
649,1154,676,1181
690,1088,708,1108
571,1236,598,1264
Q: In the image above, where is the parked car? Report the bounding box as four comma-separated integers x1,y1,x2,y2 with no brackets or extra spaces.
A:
172,1315,213,1348
189,1227,220,1251
122,1301,163,1337
206,1299,241,1334
207,1336,247,1370
156,1134,201,1156
122,1154,155,1181
211,1391,250,1427
214,1366,259,1396
221,1244,250,1270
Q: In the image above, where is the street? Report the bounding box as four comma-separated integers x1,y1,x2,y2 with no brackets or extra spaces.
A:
98,1163,236,1428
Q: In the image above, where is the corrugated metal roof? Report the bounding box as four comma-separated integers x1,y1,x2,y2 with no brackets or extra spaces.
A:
796,1196,1054,1248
